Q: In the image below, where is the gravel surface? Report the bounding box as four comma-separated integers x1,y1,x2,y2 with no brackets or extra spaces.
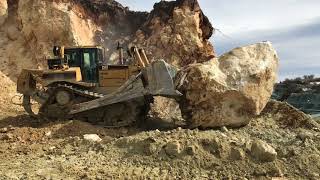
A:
0,101,319,179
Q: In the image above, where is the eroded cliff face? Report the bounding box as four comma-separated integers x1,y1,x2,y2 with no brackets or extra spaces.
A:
131,0,214,67
0,0,102,78
0,0,215,80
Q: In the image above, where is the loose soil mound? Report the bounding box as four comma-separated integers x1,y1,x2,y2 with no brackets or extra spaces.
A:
0,101,319,179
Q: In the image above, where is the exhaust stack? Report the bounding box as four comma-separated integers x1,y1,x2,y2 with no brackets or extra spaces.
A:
117,42,124,65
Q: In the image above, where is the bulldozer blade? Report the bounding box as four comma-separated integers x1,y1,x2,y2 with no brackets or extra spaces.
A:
70,73,146,114
70,60,181,115
143,60,182,97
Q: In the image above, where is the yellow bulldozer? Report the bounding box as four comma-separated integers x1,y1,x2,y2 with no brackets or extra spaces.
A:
17,45,181,126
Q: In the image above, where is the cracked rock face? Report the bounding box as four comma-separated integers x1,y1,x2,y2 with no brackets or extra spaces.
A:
131,0,215,67
18,0,99,61
178,42,279,128
0,0,7,25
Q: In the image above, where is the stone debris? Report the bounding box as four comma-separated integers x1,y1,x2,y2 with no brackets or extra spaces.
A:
145,143,159,156
0,127,8,133
6,25,20,41
262,100,319,129
83,134,102,143
296,130,314,141
147,96,184,127
45,131,52,137
186,145,196,155
164,141,182,157
230,147,245,160
251,140,277,162
221,126,228,132
0,133,13,140
0,114,318,179
178,42,279,128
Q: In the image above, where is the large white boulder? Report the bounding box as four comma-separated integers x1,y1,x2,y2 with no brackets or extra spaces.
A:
0,0,7,25
178,42,279,128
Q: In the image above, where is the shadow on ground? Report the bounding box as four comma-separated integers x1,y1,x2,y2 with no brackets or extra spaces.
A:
0,114,183,140
0,114,41,128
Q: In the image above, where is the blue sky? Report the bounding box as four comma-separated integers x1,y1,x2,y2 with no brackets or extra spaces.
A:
117,0,320,80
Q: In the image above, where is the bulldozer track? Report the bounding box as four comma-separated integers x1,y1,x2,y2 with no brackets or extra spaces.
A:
23,83,148,127
56,83,105,99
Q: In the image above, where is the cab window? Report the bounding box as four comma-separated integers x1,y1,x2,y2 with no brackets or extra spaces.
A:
82,49,98,83
83,52,91,68
65,49,80,67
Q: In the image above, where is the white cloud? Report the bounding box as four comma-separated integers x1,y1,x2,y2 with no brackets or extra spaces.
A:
199,0,320,34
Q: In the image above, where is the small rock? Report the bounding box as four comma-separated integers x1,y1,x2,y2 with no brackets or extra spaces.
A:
186,145,196,155
220,133,227,138
312,127,320,132
45,131,52,137
73,136,81,141
165,141,181,157
150,167,160,176
1,133,13,140
145,137,156,143
268,165,283,177
8,125,15,131
251,140,277,162
221,126,228,132
0,127,8,133
230,147,245,160
297,131,313,141
145,143,159,155
83,134,102,143
254,168,267,176
311,173,320,179
48,146,56,151
6,25,20,41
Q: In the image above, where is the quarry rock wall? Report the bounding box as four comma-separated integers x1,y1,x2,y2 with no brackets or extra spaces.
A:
0,0,215,81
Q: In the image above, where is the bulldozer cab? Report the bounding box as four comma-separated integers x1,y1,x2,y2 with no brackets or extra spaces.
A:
64,46,104,83
46,45,145,90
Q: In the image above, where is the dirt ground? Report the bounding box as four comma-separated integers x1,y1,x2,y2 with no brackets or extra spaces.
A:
0,100,319,179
